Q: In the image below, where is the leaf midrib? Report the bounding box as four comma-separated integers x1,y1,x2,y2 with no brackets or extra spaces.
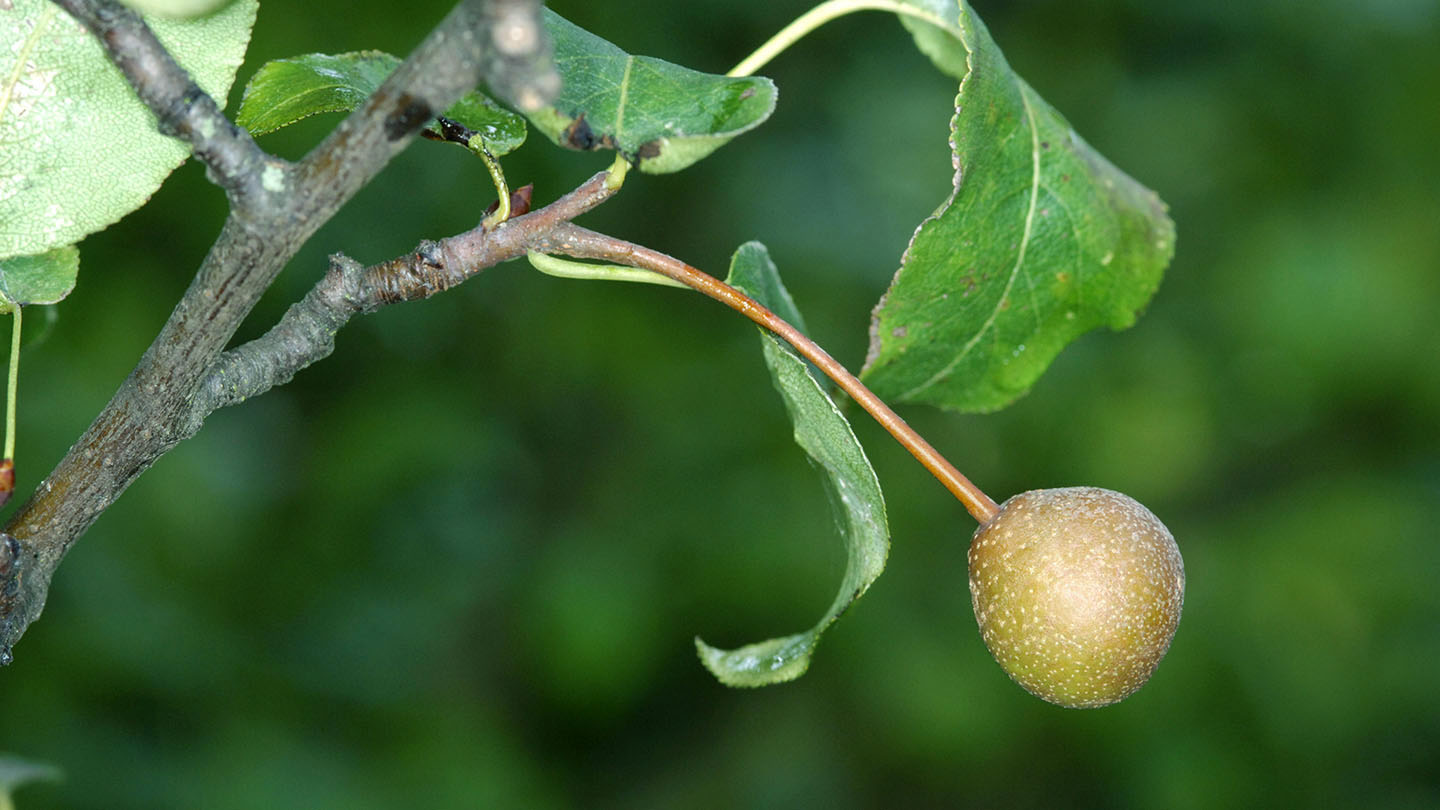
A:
903,82,1042,400
0,6,59,138
244,81,366,133
612,55,634,143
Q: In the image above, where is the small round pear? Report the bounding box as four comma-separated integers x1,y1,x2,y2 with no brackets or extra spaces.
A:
968,487,1184,708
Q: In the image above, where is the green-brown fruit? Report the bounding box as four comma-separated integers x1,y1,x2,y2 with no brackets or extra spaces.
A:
968,487,1184,708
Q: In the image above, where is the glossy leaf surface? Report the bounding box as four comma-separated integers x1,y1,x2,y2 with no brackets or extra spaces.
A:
0,0,257,260
696,242,889,686
860,0,1175,412
0,245,79,313
236,51,527,154
525,9,776,173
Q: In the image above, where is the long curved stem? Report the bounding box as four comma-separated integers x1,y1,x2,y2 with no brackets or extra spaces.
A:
0,307,19,508
4,307,19,462
728,0,948,77
538,224,1000,525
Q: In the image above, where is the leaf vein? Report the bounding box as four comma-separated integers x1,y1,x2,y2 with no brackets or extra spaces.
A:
903,81,1044,399
0,6,58,134
613,55,634,142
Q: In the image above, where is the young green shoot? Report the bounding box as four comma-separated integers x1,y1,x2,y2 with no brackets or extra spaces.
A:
527,252,689,288
4,306,17,463
0,306,19,507
728,0,949,77
604,154,631,191
422,117,513,228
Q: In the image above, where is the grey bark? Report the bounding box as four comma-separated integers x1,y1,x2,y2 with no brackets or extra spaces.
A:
0,0,563,663
186,173,617,432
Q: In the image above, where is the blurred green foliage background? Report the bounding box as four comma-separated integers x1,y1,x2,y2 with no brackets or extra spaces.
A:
3,0,1439,806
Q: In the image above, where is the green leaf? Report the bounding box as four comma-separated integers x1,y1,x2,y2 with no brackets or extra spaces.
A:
0,0,258,261
0,245,79,314
0,753,62,806
235,51,527,154
696,242,889,687
859,0,1175,412
525,9,777,174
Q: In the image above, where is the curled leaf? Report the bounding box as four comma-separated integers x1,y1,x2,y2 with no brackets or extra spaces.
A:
696,243,889,686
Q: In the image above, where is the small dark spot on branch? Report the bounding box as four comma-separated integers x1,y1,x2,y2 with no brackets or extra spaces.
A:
1,533,17,587
384,94,434,141
1,532,19,663
417,240,445,269
180,83,205,109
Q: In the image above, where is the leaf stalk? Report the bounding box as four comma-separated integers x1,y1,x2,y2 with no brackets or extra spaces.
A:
728,0,948,77
4,306,18,462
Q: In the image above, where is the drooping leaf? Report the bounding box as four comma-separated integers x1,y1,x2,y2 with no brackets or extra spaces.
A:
0,0,258,261
524,9,776,174
860,0,1175,412
696,242,889,687
235,51,527,154
0,245,79,314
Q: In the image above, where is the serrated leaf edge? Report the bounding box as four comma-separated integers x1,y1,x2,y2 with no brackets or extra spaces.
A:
901,83,1044,400
236,51,389,136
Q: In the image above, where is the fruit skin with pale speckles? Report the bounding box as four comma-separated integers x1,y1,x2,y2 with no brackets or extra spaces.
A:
968,487,1184,708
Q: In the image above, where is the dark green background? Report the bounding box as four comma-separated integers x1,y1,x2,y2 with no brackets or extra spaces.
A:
4,0,1438,806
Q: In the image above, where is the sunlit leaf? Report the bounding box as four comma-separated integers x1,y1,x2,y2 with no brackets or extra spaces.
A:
860,0,1175,412
0,245,79,314
0,0,258,260
235,51,527,154
524,9,776,174
696,242,889,687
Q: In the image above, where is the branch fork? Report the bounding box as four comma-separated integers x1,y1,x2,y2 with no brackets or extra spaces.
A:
0,0,560,662
2,0,998,668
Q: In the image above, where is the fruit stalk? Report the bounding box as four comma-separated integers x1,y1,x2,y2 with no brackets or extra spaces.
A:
538,223,1000,524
